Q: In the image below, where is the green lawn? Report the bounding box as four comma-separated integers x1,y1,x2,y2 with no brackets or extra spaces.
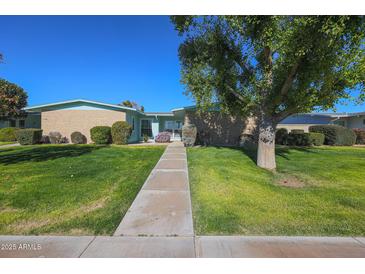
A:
188,146,365,236
0,144,165,235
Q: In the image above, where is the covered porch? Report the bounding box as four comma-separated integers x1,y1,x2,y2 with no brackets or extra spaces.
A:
139,111,185,142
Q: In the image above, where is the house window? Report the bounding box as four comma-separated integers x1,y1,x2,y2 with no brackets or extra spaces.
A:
19,120,25,128
363,119,365,125
141,119,152,137
176,121,183,129
9,119,16,127
132,117,135,131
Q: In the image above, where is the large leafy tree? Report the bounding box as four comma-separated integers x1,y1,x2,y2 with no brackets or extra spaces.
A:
0,78,28,118
172,16,365,170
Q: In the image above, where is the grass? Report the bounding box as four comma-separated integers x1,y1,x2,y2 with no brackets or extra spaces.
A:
0,144,165,235
188,146,365,236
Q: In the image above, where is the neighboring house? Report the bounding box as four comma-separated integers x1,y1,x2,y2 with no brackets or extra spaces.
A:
278,112,365,132
5,98,363,145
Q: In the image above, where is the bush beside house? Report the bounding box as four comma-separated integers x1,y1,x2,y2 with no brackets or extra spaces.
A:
287,132,311,146
0,127,19,142
290,129,305,134
41,135,50,144
182,124,197,147
275,128,288,145
111,121,131,145
49,131,62,144
308,132,325,146
309,125,356,146
90,126,112,144
71,131,87,144
15,129,43,145
353,128,365,144
276,128,325,146
155,132,171,143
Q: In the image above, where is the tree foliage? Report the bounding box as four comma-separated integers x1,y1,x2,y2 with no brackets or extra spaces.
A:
171,16,365,169
120,100,145,112
0,78,28,118
172,16,365,119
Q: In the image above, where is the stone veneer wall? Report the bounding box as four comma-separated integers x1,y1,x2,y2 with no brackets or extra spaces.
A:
184,110,256,146
41,109,126,143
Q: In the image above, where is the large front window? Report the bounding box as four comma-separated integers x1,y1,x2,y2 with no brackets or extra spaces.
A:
141,119,152,137
165,120,183,139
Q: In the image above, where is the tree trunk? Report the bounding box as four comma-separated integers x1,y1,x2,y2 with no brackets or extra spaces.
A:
257,113,276,170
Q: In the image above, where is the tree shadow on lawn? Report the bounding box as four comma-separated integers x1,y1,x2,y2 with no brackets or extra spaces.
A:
212,145,317,165
0,145,105,165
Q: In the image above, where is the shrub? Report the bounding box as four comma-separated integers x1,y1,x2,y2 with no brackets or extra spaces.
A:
111,121,132,145
309,125,356,146
15,128,43,145
290,129,305,134
143,134,149,143
90,126,111,144
353,128,365,144
275,128,288,145
41,135,50,144
155,132,171,143
49,131,63,144
60,136,69,144
0,127,19,142
309,132,325,146
71,131,87,144
182,124,197,147
287,132,311,146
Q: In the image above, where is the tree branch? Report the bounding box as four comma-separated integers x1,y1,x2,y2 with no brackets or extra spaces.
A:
274,105,299,122
227,86,246,102
264,46,273,67
280,61,300,96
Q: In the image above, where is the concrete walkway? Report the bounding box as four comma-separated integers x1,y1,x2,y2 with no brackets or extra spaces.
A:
0,143,20,148
1,235,365,258
114,142,194,237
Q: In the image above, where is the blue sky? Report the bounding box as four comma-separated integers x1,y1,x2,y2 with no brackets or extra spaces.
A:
0,16,193,112
0,16,363,113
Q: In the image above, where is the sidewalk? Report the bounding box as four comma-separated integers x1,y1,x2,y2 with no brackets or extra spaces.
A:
1,235,364,258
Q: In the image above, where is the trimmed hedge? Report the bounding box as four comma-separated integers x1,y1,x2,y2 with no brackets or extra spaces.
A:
0,127,19,142
287,132,311,146
111,121,132,145
90,126,111,144
309,125,356,146
275,128,288,145
309,132,325,146
353,128,365,144
15,128,43,145
290,129,305,134
71,131,87,144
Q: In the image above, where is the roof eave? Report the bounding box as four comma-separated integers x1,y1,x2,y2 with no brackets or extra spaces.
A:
23,99,144,114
